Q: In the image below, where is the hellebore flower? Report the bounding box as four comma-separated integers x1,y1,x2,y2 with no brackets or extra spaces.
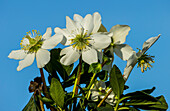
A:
103,25,134,72
91,81,115,106
8,28,63,71
123,34,161,80
110,24,134,61
56,12,112,65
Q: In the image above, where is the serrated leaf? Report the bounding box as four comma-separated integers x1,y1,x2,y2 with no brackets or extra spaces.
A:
50,78,65,108
109,65,125,99
22,95,40,111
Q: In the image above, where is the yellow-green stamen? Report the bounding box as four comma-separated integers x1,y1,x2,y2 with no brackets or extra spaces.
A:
20,30,43,53
70,34,91,51
137,52,155,73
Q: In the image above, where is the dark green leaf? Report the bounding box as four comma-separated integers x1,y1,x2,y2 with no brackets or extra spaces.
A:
63,62,92,88
109,65,125,99
141,87,156,94
22,95,40,111
123,91,168,110
98,70,108,81
97,106,114,111
38,96,54,104
88,63,102,74
50,78,65,108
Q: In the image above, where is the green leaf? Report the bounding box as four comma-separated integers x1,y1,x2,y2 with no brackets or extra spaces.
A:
98,24,107,32
118,107,139,111
63,62,92,88
44,48,74,81
22,95,40,111
141,87,156,94
38,96,54,104
88,63,102,74
50,78,65,108
98,70,108,81
97,106,114,111
123,91,168,110
109,65,125,99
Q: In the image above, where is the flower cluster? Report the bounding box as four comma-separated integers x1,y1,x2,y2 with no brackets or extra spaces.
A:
8,12,167,111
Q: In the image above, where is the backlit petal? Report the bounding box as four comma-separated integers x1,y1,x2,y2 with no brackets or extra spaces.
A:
110,25,130,44
8,50,27,60
42,27,52,40
73,14,83,23
66,16,79,35
60,46,80,65
81,14,93,36
17,53,35,71
90,33,111,49
82,47,98,64
36,49,50,68
41,34,63,49
114,44,133,61
142,34,161,54
92,12,101,33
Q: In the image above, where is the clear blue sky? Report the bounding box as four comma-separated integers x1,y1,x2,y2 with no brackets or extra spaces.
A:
1,0,170,110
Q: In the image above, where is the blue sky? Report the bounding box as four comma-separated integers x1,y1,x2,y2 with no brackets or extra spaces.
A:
1,0,170,110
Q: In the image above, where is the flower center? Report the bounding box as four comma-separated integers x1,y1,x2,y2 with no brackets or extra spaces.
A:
137,52,155,73
70,34,91,51
20,30,43,53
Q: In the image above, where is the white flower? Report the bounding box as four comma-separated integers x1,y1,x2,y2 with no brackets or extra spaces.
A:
123,35,161,80
103,25,134,72
91,81,115,106
8,28,63,71
56,12,112,65
110,25,134,61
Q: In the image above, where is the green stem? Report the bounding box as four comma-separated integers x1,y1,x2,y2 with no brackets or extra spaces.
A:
72,56,82,110
72,56,82,97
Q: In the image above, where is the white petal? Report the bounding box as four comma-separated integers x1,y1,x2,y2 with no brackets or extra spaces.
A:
91,90,99,101
55,27,71,38
90,33,111,49
55,27,74,46
36,49,50,68
82,47,98,64
92,12,101,33
97,51,103,63
42,27,52,40
110,25,130,44
17,53,35,71
81,14,93,36
60,46,80,65
142,34,161,54
8,50,27,60
41,34,63,49
114,44,133,61
123,51,138,80
66,16,79,35
126,51,138,67
73,14,83,23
